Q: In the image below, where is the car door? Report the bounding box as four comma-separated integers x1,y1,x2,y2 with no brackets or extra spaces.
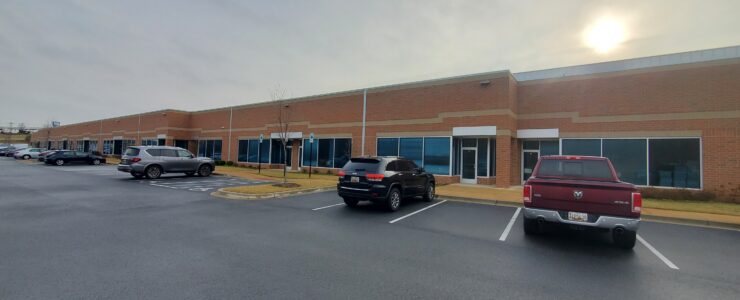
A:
396,160,418,195
74,151,89,163
159,149,180,172
177,149,199,172
405,160,426,195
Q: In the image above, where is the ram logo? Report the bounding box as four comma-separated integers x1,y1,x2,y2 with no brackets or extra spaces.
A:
573,190,584,200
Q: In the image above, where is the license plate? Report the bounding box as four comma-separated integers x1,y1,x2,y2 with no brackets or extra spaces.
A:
568,212,588,222
350,176,359,183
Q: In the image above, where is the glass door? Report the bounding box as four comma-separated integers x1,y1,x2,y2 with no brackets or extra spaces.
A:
522,150,539,182
461,149,477,184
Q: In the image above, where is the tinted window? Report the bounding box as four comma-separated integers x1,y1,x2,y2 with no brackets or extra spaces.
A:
396,160,414,172
536,159,614,181
562,139,601,156
377,138,399,156
161,149,178,157
424,137,451,175
385,161,398,172
146,149,162,156
342,159,380,173
399,138,423,166
649,139,700,188
177,150,192,158
124,148,140,156
333,138,351,168
63,151,74,157
318,139,334,168
603,139,647,185
238,140,249,162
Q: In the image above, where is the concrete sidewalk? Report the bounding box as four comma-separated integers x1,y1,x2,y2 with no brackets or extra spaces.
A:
436,184,740,229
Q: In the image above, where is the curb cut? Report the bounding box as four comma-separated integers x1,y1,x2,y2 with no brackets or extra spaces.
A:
212,186,337,200
437,196,740,231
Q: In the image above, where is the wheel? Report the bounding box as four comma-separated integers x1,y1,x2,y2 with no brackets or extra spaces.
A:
22,155,30,160
92,159,101,165
422,182,435,202
145,165,162,179
523,217,540,235
614,229,637,249
197,165,212,177
385,188,402,212
185,172,195,177
343,197,359,207
55,159,65,166
131,172,144,179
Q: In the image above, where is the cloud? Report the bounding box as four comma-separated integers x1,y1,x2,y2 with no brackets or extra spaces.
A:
0,0,739,127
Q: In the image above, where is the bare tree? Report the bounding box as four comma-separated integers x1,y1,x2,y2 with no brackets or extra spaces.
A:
272,85,291,184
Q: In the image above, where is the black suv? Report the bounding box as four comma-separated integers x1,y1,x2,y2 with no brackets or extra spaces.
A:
337,157,436,211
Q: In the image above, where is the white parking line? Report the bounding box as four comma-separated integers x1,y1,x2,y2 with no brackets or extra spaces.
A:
498,207,522,242
312,203,345,211
637,234,680,270
389,200,448,224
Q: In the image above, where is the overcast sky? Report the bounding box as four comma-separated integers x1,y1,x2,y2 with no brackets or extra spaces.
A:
1,0,739,128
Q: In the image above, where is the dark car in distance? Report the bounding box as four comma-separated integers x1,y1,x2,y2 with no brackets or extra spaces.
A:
45,150,107,166
337,157,436,211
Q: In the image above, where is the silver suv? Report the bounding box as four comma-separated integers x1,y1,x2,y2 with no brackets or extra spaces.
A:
117,146,216,179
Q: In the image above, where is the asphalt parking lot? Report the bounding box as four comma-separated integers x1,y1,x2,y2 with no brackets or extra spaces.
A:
1,157,738,299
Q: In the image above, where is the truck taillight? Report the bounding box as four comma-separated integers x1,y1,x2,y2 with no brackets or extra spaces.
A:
631,192,642,213
366,173,384,182
523,185,532,203
337,170,346,177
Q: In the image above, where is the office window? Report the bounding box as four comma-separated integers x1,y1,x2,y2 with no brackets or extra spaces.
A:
603,139,647,185
424,137,451,175
562,139,601,156
649,139,701,188
334,138,352,168
377,138,399,156
238,140,250,162
302,139,318,167
271,139,286,164
158,138,166,146
317,139,334,168
489,139,496,176
399,138,423,166
248,140,259,162
198,139,223,160
477,138,488,176
540,140,559,156
258,140,269,163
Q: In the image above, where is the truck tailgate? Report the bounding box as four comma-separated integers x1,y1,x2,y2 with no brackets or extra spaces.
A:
528,178,637,218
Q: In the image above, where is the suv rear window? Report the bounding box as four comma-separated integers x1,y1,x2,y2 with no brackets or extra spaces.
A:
342,158,381,173
124,148,140,156
536,159,614,181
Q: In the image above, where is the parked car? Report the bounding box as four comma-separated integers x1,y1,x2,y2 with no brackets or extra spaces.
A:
2,147,25,157
337,156,436,211
13,148,47,160
117,146,215,179
45,150,107,166
38,149,59,162
522,155,642,249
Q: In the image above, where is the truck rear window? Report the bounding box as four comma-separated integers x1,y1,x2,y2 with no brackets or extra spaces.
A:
536,159,614,181
342,158,381,173
124,148,140,156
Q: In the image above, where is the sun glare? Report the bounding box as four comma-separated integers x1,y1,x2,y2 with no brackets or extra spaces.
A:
583,18,626,53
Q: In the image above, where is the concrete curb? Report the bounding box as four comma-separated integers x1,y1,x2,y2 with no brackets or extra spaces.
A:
212,186,337,200
437,195,740,231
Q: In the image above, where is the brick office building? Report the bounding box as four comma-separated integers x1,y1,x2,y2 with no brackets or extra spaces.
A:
32,46,740,200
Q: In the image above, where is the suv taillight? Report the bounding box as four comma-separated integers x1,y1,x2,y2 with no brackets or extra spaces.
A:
523,185,532,203
631,192,642,213
131,157,141,163
366,173,384,182
338,170,346,177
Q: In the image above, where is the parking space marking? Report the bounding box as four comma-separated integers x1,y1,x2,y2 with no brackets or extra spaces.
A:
498,207,521,242
389,200,447,224
312,203,345,211
637,234,680,270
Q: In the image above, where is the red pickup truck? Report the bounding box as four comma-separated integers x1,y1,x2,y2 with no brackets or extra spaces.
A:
522,155,642,249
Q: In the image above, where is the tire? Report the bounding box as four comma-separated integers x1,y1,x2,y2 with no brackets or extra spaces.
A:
343,197,359,207
22,155,30,160
92,159,101,165
55,159,65,166
422,182,435,202
385,188,402,212
523,217,539,235
131,172,144,179
145,165,162,179
197,165,212,177
614,229,637,250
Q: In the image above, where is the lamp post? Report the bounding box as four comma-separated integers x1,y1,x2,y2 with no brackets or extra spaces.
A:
308,133,314,179
258,134,264,174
